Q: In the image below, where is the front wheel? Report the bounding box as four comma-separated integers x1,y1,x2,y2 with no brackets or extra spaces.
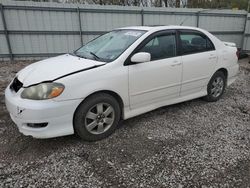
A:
204,71,226,102
73,93,121,141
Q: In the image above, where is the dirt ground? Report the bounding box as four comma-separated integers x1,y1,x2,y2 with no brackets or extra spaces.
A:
0,58,249,188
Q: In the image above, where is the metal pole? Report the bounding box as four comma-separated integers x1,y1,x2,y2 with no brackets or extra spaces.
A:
248,0,250,12
141,9,144,26
77,7,83,46
0,4,13,61
241,13,248,51
196,11,200,27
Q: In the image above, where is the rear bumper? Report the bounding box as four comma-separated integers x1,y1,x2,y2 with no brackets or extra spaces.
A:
227,63,239,86
5,87,82,139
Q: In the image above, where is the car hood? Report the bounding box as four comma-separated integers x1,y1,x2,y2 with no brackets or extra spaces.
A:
17,54,106,87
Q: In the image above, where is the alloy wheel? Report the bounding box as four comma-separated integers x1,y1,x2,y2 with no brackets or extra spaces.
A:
211,77,224,98
84,103,115,135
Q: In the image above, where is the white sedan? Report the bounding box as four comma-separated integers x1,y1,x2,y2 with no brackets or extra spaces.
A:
5,26,239,141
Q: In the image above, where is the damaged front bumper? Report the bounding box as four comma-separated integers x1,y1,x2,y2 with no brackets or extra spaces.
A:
5,86,82,139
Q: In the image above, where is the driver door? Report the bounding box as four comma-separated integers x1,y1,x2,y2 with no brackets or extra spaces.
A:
128,30,182,109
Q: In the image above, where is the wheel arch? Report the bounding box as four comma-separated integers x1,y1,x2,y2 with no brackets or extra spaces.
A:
216,68,228,80
74,90,125,120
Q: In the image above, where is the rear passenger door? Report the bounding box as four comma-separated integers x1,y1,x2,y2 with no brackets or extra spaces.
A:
178,30,217,96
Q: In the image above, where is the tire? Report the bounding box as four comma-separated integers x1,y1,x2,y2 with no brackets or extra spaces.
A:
204,71,226,102
73,93,121,141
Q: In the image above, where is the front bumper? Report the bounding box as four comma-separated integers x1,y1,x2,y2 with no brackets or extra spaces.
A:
5,87,82,139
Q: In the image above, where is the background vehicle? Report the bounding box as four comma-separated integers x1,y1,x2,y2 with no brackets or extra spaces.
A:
5,26,239,141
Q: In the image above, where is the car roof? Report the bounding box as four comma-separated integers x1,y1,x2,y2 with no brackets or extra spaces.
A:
116,25,206,33
115,25,224,49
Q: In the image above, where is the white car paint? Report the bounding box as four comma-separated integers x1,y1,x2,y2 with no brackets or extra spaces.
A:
17,54,106,87
180,50,218,96
129,55,182,109
5,25,239,138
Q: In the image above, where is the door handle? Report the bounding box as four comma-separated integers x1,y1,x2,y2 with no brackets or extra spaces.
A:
171,61,181,67
209,54,217,60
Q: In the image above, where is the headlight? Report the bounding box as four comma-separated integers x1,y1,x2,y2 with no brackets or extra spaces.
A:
21,82,64,100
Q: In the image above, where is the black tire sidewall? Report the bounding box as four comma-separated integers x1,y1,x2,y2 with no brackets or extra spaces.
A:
206,71,226,102
73,93,121,141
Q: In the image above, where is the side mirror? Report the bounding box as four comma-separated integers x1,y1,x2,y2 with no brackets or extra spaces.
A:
130,52,151,64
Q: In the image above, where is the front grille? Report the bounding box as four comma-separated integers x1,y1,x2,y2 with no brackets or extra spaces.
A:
10,77,23,92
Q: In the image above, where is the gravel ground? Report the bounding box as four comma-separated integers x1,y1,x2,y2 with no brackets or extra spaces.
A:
0,58,249,188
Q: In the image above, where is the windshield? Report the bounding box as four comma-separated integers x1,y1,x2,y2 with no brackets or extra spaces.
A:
74,29,146,62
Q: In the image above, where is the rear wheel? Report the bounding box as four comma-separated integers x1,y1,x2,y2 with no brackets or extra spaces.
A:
74,93,121,141
204,71,226,102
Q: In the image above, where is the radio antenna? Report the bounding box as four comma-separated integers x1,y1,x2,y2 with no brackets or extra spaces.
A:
179,9,211,26
180,16,190,26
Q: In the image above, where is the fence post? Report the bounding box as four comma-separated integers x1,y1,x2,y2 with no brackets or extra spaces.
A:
241,13,248,51
77,7,83,46
141,9,144,26
0,4,13,61
196,11,200,27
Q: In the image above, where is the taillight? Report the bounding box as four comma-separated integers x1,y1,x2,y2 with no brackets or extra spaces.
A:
236,50,240,59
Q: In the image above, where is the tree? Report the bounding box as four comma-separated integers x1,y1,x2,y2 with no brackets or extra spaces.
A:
187,0,249,10
15,0,250,11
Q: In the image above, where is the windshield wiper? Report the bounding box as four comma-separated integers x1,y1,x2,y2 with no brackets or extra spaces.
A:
73,51,87,59
89,51,101,61
71,51,101,61
69,51,76,56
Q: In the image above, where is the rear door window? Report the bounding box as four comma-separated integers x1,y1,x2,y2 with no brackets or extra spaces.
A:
179,31,215,55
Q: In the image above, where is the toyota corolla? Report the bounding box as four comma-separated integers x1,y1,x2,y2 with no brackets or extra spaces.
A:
5,26,239,141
